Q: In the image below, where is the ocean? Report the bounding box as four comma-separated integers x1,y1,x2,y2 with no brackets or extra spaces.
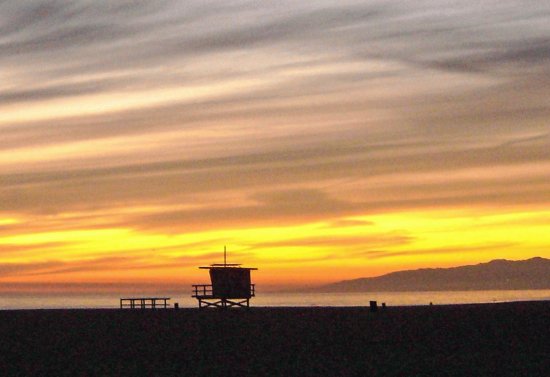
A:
1,290,550,310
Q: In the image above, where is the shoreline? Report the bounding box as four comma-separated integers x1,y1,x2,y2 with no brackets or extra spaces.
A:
0,297,548,311
2,288,549,311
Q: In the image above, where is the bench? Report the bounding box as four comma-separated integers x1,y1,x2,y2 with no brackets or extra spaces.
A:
119,297,171,309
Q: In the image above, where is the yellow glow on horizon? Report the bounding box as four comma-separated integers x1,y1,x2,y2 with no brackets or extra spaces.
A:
1,206,549,289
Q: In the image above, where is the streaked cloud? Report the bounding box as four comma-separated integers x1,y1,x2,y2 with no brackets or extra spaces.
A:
1,0,549,289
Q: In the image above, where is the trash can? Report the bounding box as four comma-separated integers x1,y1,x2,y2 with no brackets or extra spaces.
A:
369,300,378,312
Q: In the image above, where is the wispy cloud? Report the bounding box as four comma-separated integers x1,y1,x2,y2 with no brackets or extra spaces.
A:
1,1,549,285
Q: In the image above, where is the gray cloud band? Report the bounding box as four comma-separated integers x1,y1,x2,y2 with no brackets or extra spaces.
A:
1,0,549,232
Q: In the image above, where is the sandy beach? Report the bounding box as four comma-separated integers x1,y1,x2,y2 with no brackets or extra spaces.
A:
0,301,548,376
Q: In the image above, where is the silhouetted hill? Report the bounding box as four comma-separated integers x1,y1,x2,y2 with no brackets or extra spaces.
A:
318,257,550,292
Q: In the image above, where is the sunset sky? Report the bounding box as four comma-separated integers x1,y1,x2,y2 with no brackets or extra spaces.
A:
1,0,549,293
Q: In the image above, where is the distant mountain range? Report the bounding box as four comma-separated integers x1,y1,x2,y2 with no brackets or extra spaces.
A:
317,257,550,292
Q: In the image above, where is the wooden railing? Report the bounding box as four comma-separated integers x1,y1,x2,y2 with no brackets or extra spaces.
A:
191,284,255,298
191,284,213,298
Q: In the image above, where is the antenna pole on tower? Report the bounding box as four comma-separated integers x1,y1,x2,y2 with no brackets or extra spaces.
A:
224,245,227,266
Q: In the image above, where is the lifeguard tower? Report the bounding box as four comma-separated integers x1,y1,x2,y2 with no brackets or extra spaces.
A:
191,247,257,308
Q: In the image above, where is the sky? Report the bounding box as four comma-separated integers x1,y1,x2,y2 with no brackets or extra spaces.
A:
1,0,549,293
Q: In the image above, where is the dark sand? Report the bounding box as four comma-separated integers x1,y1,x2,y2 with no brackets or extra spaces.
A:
0,301,548,376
